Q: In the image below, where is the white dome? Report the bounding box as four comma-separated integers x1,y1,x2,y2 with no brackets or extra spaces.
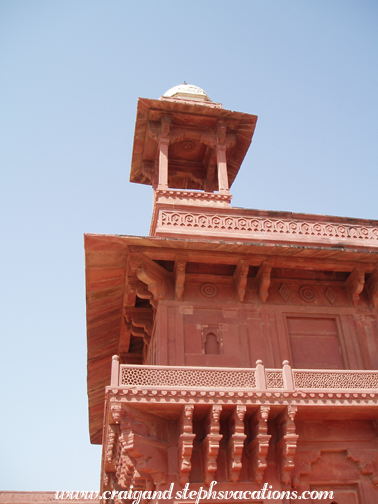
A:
163,83,211,102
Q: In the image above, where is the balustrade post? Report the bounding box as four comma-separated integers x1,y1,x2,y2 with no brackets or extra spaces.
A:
111,355,120,386
282,360,294,391
255,360,267,391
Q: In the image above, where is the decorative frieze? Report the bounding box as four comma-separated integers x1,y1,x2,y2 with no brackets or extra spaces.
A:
154,209,378,247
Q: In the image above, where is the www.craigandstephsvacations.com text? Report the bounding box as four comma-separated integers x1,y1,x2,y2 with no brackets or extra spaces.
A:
55,482,334,502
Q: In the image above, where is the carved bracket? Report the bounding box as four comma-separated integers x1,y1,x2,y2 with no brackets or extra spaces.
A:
174,260,186,301
248,405,271,483
106,424,119,465
291,450,321,489
257,261,272,304
366,268,378,309
117,411,169,485
233,259,249,302
130,255,171,307
346,267,365,307
124,307,153,346
110,402,123,424
227,405,246,482
347,449,378,486
202,405,223,485
277,404,299,488
178,405,196,485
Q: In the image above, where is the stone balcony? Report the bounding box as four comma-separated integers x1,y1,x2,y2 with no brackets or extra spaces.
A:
101,357,378,492
110,357,378,399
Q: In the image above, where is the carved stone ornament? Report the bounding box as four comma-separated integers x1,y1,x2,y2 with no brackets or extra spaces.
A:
201,283,217,298
248,405,271,483
178,405,195,485
299,285,317,302
279,283,291,302
233,259,249,302
277,404,299,488
366,268,378,309
257,261,272,304
325,285,337,305
202,405,223,485
227,405,247,482
346,267,365,307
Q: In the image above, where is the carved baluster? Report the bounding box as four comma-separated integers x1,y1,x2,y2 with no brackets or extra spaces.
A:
366,268,378,309
346,267,365,307
227,406,247,482
233,260,249,302
248,405,271,483
110,355,120,387
257,261,272,304
277,404,299,488
202,405,223,485
178,405,196,485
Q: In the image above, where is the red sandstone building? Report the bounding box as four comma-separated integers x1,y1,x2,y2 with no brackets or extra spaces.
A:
2,85,378,504
83,85,378,503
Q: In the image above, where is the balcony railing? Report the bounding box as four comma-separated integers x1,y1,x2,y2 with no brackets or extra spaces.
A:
110,357,378,393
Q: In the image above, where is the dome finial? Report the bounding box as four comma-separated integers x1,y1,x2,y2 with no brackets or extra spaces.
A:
163,83,211,102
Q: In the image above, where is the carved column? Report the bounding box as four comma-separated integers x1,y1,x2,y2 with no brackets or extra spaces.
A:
248,405,271,483
202,405,223,485
227,405,247,482
277,404,299,488
216,121,229,194
157,117,171,190
178,405,196,485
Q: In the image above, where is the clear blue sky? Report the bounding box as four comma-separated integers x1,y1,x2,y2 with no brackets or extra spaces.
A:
1,0,377,491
